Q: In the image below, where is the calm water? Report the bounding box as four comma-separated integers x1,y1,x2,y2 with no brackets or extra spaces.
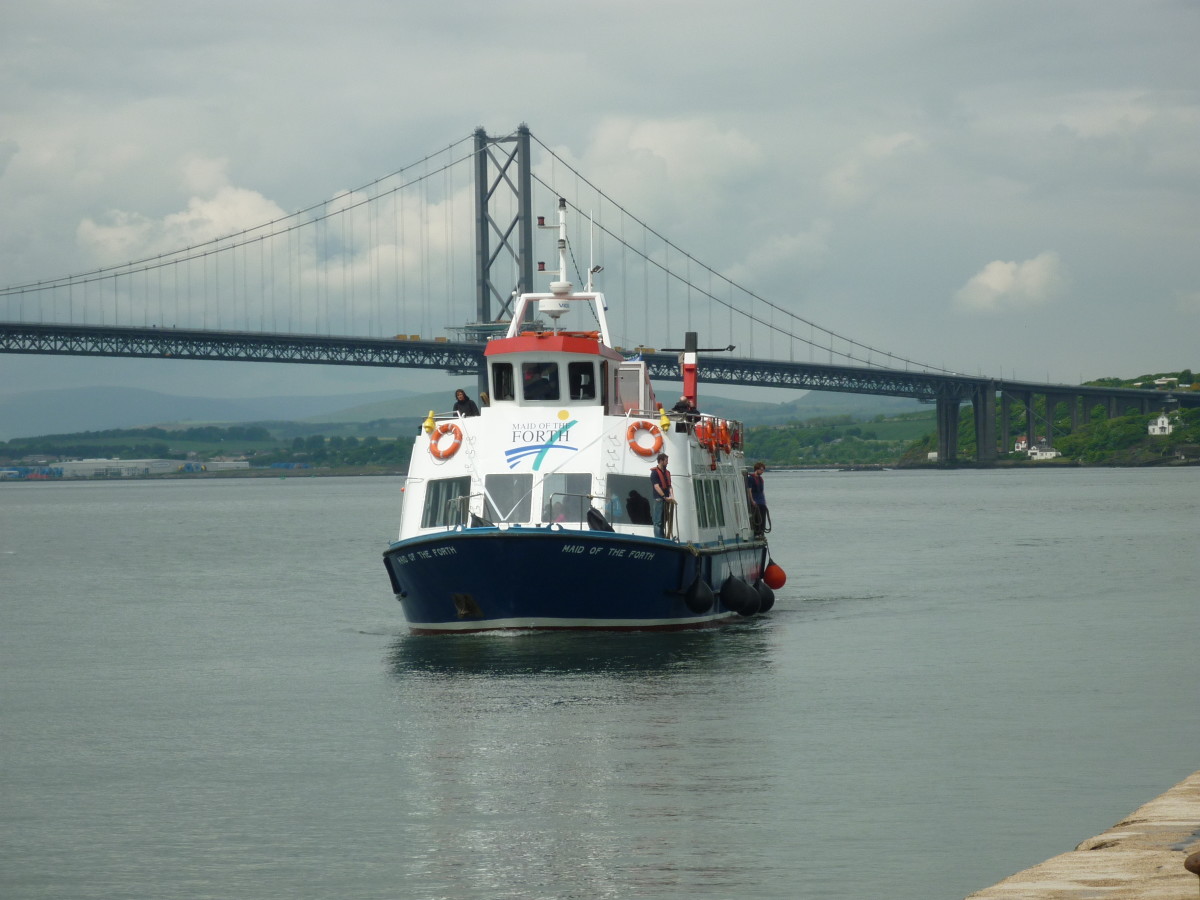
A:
2,469,1197,900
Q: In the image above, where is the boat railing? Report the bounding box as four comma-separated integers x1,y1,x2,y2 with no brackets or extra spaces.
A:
690,413,745,453
543,491,597,525
620,408,745,451
444,492,493,529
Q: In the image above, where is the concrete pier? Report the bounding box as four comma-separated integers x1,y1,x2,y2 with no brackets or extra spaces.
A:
966,770,1200,899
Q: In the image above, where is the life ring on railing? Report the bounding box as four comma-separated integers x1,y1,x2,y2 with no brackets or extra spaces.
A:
626,420,663,457
429,422,463,460
717,420,732,452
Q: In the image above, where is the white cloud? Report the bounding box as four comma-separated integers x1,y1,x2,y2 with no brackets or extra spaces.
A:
954,252,1068,313
722,220,833,287
823,132,925,206
77,158,288,263
543,117,764,218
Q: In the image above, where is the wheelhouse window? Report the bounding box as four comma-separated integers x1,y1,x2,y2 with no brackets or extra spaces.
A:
422,476,472,528
567,361,596,401
541,472,593,521
491,362,515,401
484,474,533,523
522,362,560,401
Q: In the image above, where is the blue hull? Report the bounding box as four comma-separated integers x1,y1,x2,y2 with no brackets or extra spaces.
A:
383,527,771,633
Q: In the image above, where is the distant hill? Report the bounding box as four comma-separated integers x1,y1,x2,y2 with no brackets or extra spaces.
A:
686,389,924,426
299,391,471,424
0,384,924,442
0,386,423,441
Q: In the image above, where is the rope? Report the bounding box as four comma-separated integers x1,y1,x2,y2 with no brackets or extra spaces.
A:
663,498,677,540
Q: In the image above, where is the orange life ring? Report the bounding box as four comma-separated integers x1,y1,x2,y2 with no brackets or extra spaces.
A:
626,420,663,457
429,422,463,460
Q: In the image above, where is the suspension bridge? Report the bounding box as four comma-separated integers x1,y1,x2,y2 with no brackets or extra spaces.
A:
2,126,1195,462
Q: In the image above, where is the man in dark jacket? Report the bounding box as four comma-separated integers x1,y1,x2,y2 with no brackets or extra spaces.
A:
745,461,768,535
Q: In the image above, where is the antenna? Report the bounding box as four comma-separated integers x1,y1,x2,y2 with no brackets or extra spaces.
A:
537,198,572,327
586,213,603,291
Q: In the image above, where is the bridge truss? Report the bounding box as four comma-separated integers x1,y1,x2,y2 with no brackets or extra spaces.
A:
4,320,1195,463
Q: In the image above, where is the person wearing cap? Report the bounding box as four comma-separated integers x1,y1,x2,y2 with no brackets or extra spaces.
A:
650,452,673,538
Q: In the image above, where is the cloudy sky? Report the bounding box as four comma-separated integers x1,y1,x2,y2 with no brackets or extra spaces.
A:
2,0,1199,401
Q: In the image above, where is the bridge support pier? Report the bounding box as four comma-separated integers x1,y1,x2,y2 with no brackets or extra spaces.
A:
972,383,997,463
1017,390,1035,448
936,398,960,463
1000,393,1013,456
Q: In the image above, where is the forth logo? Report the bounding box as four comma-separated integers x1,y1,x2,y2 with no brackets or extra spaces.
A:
505,419,578,470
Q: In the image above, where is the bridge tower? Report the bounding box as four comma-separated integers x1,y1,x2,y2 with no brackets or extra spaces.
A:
460,125,536,398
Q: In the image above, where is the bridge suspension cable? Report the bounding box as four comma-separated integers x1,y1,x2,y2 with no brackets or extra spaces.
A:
1,133,483,342
527,133,948,374
4,125,946,374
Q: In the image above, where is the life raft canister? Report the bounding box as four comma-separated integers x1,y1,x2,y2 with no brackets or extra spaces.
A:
626,420,664,457
717,420,732,452
429,422,463,459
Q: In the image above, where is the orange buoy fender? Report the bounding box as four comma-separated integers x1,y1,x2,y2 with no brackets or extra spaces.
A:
626,420,663,457
763,562,787,590
429,422,463,460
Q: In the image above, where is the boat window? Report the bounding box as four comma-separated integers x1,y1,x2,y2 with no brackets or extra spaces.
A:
567,362,596,401
542,473,592,522
704,480,721,527
603,474,655,526
484,474,533,523
711,480,725,526
599,361,609,408
522,362,560,401
491,363,515,401
693,481,709,529
422,476,472,528
691,480,725,529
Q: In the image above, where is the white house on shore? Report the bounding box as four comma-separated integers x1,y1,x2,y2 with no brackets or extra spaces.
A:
1148,412,1175,436
1028,445,1062,461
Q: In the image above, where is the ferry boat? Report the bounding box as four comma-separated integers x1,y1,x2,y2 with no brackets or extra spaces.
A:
382,200,785,633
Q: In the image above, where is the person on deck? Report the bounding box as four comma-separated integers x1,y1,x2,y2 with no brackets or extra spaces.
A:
453,389,480,417
650,453,674,538
745,461,768,536
671,395,699,420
